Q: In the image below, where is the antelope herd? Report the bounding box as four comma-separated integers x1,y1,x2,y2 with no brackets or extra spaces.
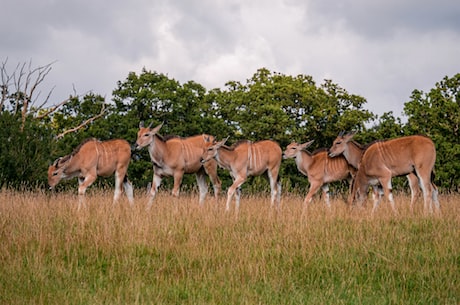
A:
48,123,442,215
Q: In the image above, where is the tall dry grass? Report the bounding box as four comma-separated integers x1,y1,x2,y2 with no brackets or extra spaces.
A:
0,189,459,304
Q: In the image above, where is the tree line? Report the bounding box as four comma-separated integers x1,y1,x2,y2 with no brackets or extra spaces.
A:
1,59,459,195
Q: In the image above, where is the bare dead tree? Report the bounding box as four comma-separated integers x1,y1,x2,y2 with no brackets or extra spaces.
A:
0,59,14,111
1,58,55,128
1,58,108,135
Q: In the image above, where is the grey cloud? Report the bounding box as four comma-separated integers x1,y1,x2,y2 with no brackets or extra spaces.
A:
167,1,242,60
1,0,164,62
306,0,460,38
48,0,162,61
1,0,458,118
0,1,53,54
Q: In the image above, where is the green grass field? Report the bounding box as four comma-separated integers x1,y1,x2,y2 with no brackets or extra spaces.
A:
0,189,458,305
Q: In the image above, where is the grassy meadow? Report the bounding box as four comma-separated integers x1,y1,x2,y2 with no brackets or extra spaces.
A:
0,189,459,305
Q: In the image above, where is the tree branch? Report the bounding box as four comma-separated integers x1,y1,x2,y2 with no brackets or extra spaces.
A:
34,85,55,111
1,59,58,131
55,104,107,140
1,58,14,110
34,89,93,119
34,96,72,119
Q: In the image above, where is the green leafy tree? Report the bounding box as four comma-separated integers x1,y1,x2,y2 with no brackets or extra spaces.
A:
404,74,460,191
209,68,374,147
49,94,110,149
113,69,212,136
0,110,54,189
364,111,405,142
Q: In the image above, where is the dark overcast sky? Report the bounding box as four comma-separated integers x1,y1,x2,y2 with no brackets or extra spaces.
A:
1,0,459,119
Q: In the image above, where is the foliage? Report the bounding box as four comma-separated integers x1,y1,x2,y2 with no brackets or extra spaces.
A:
208,68,374,147
49,94,111,151
0,111,54,189
366,111,405,140
404,74,460,191
112,69,220,136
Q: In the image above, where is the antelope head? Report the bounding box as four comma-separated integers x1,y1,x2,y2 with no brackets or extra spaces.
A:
283,140,314,159
201,137,228,163
329,131,356,157
134,121,163,150
47,156,71,189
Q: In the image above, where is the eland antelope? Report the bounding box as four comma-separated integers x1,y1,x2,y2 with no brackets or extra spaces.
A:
331,133,440,214
134,122,221,208
201,138,282,213
48,138,134,208
283,140,354,208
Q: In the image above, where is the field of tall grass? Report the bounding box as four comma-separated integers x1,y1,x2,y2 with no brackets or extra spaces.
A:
0,189,458,305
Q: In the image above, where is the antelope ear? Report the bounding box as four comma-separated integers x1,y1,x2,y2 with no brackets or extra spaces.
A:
345,131,357,141
214,137,228,148
203,134,212,143
301,140,314,150
139,121,144,128
151,122,163,134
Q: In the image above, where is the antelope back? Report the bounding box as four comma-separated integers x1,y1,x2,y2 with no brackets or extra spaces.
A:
179,134,216,162
93,139,131,176
247,140,282,173
361,135,436,175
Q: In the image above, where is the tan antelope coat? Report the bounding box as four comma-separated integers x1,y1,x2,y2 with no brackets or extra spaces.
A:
135,122,221,208
48,138,134,208
345,135,440,214
329,132,438,213
283,140,354,207
201,138,282,213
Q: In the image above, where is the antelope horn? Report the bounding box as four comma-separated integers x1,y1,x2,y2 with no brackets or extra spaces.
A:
53,157,62,167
